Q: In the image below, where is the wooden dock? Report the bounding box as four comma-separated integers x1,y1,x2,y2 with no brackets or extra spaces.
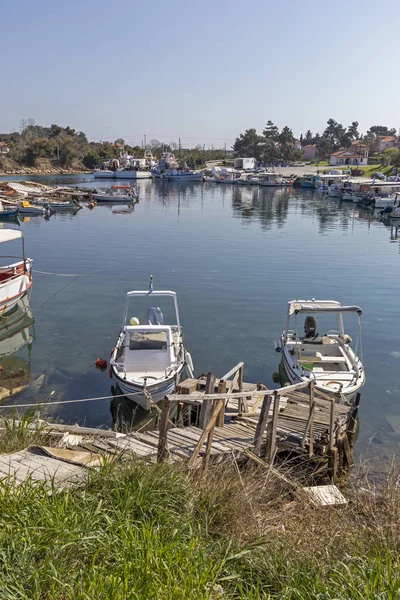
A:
0,362,360,487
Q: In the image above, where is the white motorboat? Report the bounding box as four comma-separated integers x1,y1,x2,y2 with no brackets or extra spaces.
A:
0,229,33,313
275,299,365,403
110,278,194,410
92,186,138,203
327,183,344,198
115,169,152,179
18,201,50,216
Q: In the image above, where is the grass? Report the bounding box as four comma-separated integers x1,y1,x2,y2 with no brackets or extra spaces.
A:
0,435,399,599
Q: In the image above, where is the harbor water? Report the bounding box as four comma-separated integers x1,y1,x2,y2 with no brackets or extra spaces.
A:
1,174,399,470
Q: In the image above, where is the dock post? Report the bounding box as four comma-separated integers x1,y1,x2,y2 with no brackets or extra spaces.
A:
199,372,216,429
308,380,315,457
157,399,171,463
204,399,220,469
253,393,271,456
328,397,338,481
265,391,279,464
347,393,360,449
189,399,224,469
238,364,244,411
216,380,227,427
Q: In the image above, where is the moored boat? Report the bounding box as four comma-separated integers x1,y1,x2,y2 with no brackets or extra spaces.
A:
260,173,293,187
275,299,365,403
92,186,138,203
0,229,33,313
110,278,194,410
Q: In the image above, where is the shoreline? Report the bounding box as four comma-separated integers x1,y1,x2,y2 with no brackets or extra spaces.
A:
0,168,92,178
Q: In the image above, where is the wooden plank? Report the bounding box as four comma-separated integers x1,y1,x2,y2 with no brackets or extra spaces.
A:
303,485,347,506
177,379,199,395
308,381,315,456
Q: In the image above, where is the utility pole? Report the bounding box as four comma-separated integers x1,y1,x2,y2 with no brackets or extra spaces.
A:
224,142,227,159
179,137,181,159
202,144,205,165
144,134,147,150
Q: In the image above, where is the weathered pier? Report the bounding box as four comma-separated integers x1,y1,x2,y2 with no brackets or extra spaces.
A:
0,362,359,487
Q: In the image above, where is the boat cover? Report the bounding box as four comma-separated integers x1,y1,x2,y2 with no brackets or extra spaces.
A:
288,300,362,315
0,229,23,244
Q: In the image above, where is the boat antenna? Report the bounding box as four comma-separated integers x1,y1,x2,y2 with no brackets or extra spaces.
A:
149,275,153,293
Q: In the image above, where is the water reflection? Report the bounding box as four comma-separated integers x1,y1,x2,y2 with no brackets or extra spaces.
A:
0,295,35,393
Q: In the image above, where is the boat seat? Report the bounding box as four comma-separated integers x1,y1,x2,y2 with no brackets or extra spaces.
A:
299,354,346,364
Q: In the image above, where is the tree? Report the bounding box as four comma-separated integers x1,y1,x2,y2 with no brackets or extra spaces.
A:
304,130,313,144
262,121,279,140
367,125,397,137
379,147,400,166
232,128,263,159
114,138,125,145
347,121,359,140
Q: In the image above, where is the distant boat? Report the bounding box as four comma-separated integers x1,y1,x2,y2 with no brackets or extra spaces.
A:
110,278,194,410
92,186,138,203
260,173,293,187
0,200,18,218
0,229,33,313
151,153,204,182
93,170,116,179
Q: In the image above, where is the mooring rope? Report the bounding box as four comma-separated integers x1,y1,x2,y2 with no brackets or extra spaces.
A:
0,390,143,409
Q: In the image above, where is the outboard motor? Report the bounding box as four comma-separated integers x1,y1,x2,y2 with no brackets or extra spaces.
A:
304,316,318,339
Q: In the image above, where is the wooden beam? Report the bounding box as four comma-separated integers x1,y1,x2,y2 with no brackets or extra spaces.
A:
203,399,220,469
253,394,271,456
329,397,335,450
347,392,360,448
157,399,170,463
265,391,279,464
220,362,244,381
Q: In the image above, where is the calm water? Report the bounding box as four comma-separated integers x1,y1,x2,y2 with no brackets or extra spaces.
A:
1,174,400,468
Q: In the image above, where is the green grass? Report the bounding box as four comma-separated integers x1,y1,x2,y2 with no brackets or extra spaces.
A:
0,449,399,599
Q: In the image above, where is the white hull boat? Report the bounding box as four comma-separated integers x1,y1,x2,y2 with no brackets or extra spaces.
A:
260,174,293,187
110,278,194,411
275,299,365,403
0,229,33,313
374,194,398,209
327,184,343,199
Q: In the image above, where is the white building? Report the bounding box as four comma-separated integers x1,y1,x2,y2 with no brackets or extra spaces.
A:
0,142,10,155
330,148,368,166
233,157,255,170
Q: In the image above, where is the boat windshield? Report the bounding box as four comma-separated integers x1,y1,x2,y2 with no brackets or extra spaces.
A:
124,293,179,329
128,330,168,351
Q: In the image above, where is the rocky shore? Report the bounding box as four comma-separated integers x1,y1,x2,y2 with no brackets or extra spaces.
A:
0,167,91,177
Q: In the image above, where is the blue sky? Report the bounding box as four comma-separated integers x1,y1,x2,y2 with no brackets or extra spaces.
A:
2,0,399,147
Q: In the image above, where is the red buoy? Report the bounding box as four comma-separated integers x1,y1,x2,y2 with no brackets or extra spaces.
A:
95,358,107,369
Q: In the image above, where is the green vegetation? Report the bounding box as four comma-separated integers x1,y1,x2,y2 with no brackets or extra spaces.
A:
0,416,399,600
233,119,399,164
0,120,230,172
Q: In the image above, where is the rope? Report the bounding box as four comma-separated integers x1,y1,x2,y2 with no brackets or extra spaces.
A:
0,390,143,410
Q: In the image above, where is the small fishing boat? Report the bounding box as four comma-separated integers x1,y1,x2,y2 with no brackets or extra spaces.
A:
93,169,115,179
0,228,33,313
373,194,399,209
110,277,194,410
275,299,365,403
46,201,81,212
92,186,138,203
0,200,19,218
18,201,50,216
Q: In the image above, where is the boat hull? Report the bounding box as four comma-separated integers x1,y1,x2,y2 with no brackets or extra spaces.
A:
115,171,152,179
93,171,115,178
0,271,32,313
111,368,178,411
93,194,133,202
